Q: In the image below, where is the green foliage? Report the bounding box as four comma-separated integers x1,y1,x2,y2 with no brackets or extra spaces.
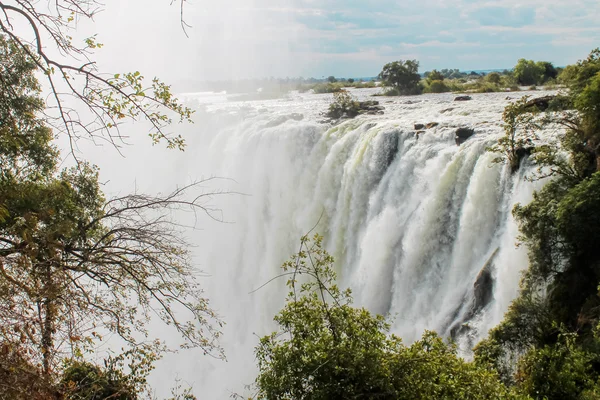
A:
0,35,57,182
425,80,451,93
0,3,193,149
61,361,136,400
487,72,502,85
312,82,345,94
537,61,559,84
0,34,221,390
486,96,540,173
514,59,545,86
478,50,600,395
327,76,337,83
515,334,596,400
326,90,361,119
254,235,524,400
426,69,445,83
378,60,422,95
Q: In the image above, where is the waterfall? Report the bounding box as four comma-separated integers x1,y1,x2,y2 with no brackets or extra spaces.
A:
87,90,547,397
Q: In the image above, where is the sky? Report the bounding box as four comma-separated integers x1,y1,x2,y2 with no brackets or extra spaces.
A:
91,0,600,83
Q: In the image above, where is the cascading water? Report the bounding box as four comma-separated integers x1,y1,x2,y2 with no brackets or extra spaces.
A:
86,89,553,397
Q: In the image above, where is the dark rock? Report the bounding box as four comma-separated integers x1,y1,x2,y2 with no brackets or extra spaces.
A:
473,251,496,313
360,100,380,107
358,101,385,116
455,127,475,145
454,95,472,101
426,122,439,129
440,108,455,114
414,123,425,130
515,146,535,161
524,95,555,111
448,248,499,339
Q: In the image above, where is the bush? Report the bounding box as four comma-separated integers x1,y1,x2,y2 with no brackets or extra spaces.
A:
426,80,451,93
61,361,136,400
487,72,502,85
312,83,345,94
516,333,596,400
255,235,524,400
326,90,361,119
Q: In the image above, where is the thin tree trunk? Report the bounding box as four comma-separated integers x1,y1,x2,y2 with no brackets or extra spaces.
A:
40,261,55,376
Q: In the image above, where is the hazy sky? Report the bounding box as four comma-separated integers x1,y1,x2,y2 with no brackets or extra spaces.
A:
92,0,600,82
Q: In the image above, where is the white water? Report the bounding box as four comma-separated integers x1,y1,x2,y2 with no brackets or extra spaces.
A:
84,89,554,397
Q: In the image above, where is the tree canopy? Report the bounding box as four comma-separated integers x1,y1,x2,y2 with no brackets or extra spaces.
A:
378,60,422,95
254,235,524,400
0,0,192,151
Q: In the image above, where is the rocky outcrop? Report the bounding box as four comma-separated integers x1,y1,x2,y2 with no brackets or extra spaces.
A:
455,127,475,145
448,248,499,339
524,95,555,111
473,250,497,313
414,122,439,130
358,101,385,115
454,96,472,101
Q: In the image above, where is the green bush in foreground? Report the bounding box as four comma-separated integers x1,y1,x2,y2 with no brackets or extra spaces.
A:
254,235,525,400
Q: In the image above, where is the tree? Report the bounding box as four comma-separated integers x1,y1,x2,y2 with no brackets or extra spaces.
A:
0,0,192,151
486,96,540,173
0,36,224,389
378,60,422,95
537,61,558,83
347,78,355,84
476,49,600,397
426,69,445,84
254,235,524,400
513,59,545,86
486,72,502,85
327,76,337,83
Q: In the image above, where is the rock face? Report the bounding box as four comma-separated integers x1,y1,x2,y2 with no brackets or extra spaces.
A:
448,248,499,339
414,123,425,130
454,95,472,101
473,253,495,313
426,122,439,129
455,127,475,145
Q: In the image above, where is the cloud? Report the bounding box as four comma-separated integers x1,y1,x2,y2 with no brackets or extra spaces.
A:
92,0,600,81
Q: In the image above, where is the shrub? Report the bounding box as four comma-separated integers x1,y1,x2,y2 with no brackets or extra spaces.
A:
312,83,344,94
326,90,361,119
487,72,502,85
255,235,524,400
426,80,451,93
